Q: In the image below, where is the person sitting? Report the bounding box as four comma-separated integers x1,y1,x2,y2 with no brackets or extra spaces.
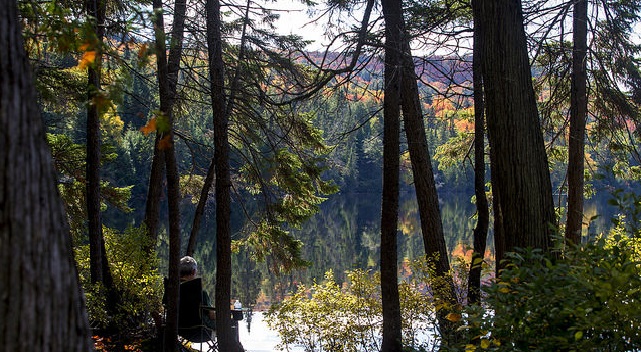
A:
179,256,216,330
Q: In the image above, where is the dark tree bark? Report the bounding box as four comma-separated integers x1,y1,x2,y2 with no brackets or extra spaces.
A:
467,1,489,304
86,0,107,285
205,0,236,349
86,41,104,285
473,0,556,255
379,0,460,344
566,0,588,245
380,0,403,348
148,0,187,348
85,0,123,333
85,0,117,320
380,0,459,340
0,0,92,349
187,0,251,257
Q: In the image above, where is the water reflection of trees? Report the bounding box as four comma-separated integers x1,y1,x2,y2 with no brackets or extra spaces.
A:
232,191,479,308
186,189,616,309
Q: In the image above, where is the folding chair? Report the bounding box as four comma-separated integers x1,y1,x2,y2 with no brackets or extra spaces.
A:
177,278,218,352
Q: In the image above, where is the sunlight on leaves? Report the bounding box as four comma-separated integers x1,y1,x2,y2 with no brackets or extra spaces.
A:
446,312,462,322
140,117,157,135
480,338,491,349
78,51,96,69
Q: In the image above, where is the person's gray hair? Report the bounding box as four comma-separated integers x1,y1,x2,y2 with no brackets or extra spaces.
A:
179,256,198,277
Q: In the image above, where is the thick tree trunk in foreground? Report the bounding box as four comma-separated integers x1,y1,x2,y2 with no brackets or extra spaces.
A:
380,0,403,348
566,0,588,245
0,1,92,349
473,0,556,254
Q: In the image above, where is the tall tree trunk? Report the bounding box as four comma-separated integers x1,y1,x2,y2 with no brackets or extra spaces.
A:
144,0,168,248
380,0,459,340
164,0,187,347
144,142,164,247
467,1,489,304
473,0,556,254
0,0,92,349
566,0,588,245
86,0,107,286
85,0,118,322
148,0,187,348
144,0,187,247
187,0,251,257
380,0,403,348
206,0,235,349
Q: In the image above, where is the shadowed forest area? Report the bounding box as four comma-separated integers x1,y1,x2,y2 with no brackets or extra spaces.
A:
2,0,641,351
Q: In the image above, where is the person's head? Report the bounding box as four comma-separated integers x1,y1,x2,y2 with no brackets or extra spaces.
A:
179,256,198,279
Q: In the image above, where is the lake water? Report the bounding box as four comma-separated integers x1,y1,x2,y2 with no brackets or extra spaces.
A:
238,311,302,352
188,311,301,352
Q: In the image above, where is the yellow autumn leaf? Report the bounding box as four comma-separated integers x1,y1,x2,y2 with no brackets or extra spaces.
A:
465,344,476,352
140,118,157,135
78,51,97,69
480,339,491,349
446,312,462,322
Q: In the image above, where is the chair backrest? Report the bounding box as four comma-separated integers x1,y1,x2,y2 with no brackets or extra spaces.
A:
178,278,204,329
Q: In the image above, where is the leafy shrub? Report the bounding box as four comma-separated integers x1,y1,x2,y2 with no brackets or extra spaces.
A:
265,269,383,352
75,225,163,335
266,259,464,351
449,234,641,351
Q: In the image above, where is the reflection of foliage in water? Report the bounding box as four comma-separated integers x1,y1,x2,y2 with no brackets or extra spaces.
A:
191,189,622,310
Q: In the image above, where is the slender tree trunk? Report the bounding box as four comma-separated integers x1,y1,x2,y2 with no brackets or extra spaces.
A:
186,157,214,257
144,0,168,248
148,0,187,348
206,0,236,349
490,153,506,273
86,0,106,285
164,0,187,347
473,0,556,254
0,0,92,349
566,0,588,245
381,0,459,342
380,0,458,340
468,2,489,304
400,15,452,280
187,0,251,257
144,142,164,247
380,0,403,348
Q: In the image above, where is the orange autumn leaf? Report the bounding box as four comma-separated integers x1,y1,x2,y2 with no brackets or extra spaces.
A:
140,117,157,135
137,43,148,59
158,135,172,150
78,51,97,69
